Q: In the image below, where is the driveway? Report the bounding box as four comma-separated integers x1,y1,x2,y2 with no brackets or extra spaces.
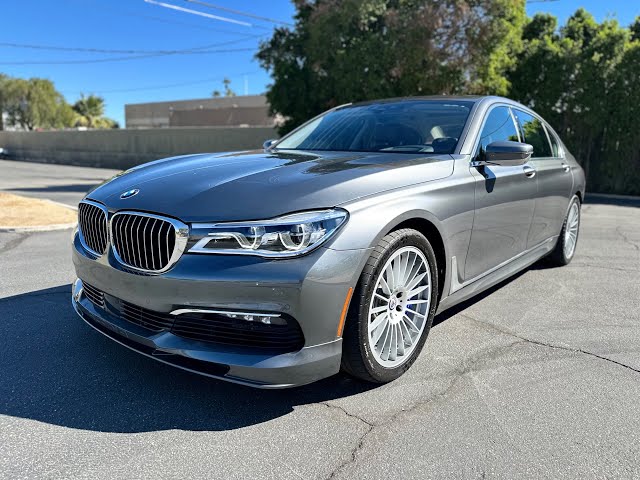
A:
1,161,639,479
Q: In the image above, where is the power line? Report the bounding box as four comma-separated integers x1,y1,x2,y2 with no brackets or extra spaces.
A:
0,37,262,55
60,70,261,95
144,0,252,27
0,47,256,65
183,0,294,27
63,0,258,37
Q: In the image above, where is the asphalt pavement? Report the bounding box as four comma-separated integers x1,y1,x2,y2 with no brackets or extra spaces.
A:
0,159,120,207
1,160,639,479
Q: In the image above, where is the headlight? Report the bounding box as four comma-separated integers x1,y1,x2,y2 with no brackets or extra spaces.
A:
188,209,348,258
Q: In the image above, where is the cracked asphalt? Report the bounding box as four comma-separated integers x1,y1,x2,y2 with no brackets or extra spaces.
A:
1,161,639,479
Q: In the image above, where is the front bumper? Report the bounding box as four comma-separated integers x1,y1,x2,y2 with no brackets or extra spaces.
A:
71,233,370,388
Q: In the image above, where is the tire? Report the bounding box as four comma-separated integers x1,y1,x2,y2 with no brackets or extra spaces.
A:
547,195,581,266
341,228,439,383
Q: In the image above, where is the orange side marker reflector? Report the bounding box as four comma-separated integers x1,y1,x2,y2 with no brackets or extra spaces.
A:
336,287,354,338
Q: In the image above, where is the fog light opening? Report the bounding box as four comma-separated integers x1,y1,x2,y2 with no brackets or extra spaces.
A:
221,312,287,326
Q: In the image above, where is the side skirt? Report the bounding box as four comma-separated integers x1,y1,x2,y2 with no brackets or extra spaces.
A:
436,236,557,314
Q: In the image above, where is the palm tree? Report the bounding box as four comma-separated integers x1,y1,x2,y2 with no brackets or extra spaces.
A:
72,94,105,128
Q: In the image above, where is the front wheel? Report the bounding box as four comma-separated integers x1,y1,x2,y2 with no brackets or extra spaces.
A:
547,195,581,266
341,229,439,383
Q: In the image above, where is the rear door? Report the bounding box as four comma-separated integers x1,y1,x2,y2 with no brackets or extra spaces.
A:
464,105,537,280
512,110,574,247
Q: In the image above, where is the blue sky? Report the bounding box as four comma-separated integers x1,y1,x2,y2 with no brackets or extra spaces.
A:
1,1,638,126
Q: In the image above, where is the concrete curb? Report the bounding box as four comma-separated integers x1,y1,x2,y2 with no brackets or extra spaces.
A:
585,193,640,207
47,199,78,211
586,192,640,201
0,222,77,233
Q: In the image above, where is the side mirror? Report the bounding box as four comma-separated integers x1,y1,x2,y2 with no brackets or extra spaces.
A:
263,139,278,151
475,141,533,167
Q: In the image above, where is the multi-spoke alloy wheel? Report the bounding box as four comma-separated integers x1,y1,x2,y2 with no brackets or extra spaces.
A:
548,195,581,266
341,228,438,383
367,246,431,367
563,202,580,259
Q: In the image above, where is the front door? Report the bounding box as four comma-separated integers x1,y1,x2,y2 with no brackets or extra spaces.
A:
464,105,537,280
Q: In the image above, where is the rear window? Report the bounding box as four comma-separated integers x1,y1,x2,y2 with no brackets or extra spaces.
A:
547,129,562,157
276,100,474,154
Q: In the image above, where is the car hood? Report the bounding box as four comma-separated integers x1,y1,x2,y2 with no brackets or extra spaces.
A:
87,150,454,222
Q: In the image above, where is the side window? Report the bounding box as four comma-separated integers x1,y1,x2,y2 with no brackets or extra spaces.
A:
546,127,562,157
514,110,552,158
478,106,520,154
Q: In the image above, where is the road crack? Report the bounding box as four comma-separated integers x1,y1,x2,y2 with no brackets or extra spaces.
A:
569,263,640,273
321,340,526,479
316,402,373,480
460,313,640,375
616,226,640,252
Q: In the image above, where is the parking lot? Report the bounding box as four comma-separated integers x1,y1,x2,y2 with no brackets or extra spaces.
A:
1,160,639,479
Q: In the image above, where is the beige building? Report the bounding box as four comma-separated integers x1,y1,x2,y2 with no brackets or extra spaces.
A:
125,95,275,129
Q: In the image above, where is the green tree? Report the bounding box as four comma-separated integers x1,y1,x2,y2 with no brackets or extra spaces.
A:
257,0,526,135
212,77,236,98
222,77,236,97
508,9,639,194
2,77,73,130
72,94,105,128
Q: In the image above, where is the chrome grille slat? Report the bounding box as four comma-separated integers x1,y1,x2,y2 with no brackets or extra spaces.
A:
149,218,158,270
89,206,97,249
85,206,94,249
124,215,135,265
78,201,108,255
100,210,108,249
111,212,186,274
121,215,132,265
134,216,143,268
165,223,171,265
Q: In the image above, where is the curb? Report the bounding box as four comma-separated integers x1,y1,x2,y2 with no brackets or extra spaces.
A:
585,193,640,207
0,222,77,233
47,199,78,211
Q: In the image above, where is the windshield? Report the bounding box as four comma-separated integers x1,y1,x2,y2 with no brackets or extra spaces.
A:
275,100,473,154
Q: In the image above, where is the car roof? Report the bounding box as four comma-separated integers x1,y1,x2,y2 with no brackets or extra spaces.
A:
343,95,525,109
346,95,483,107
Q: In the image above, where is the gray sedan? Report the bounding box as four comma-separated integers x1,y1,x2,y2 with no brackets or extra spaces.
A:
71,96,585,388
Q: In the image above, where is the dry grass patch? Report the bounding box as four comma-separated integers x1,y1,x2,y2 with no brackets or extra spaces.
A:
0,192,77,228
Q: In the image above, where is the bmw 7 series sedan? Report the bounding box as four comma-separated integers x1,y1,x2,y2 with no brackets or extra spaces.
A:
72,96,585,388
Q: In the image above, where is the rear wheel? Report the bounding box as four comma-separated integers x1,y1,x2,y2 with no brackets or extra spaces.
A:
547,195,581,266
341,229,439,383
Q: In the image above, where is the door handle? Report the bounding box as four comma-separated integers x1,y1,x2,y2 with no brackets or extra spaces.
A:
523,165,536,178
561,163,571,173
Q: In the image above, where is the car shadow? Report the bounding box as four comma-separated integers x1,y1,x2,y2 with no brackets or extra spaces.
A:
0,285,374,434
431,268,528,327
0,264,536,434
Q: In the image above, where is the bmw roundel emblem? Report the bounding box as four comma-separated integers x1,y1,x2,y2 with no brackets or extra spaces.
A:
120,189,140,199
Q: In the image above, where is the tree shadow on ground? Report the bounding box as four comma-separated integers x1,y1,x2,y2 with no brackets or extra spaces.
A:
10,184,101,194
